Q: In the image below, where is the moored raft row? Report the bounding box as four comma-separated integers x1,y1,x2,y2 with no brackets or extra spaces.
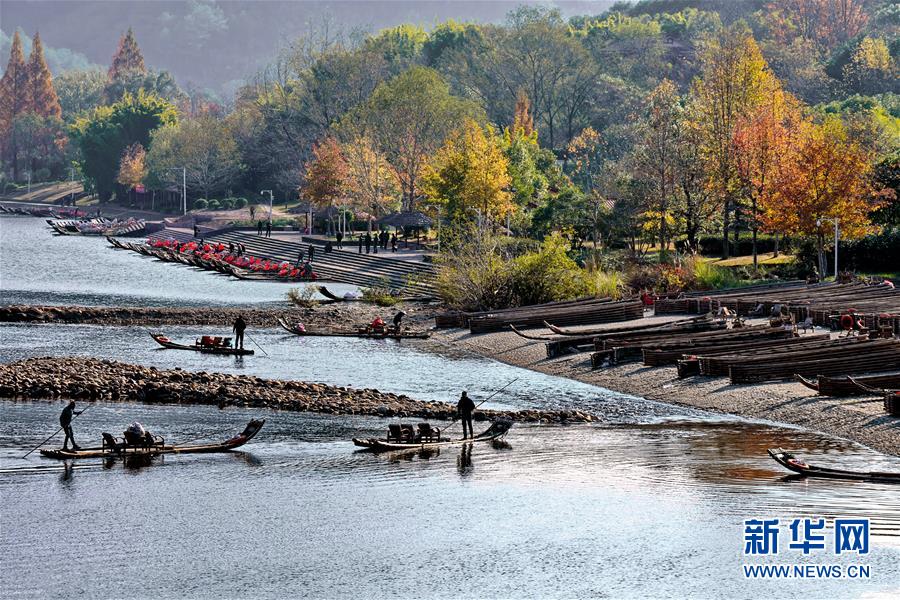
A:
654,280,900,334
50,217,145,236
590,324,796,369
542,313,725,358
796,372,900,397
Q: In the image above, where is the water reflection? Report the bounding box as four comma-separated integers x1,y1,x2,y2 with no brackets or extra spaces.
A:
457,443,473,475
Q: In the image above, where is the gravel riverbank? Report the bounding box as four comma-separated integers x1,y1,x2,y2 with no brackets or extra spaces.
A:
432,320,900,457
0,302,436,328
0,357,593,424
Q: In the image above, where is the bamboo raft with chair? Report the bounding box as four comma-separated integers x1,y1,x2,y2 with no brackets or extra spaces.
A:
40,419,265,460
150,333,255,355
466,298,644,334
353,419,512,451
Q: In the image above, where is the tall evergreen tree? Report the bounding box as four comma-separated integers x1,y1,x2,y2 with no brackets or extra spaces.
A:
108,28,146,81
0,30,31,180
27,32,62,119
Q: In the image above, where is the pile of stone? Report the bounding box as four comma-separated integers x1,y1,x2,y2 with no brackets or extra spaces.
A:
0,357,593,423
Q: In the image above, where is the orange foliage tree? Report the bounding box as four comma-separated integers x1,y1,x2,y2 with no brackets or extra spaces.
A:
27,32,61,119
302,136,349,234
761,116,880,277
732,87,801,269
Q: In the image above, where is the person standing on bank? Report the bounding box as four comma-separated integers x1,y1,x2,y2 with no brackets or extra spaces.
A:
457,391,476,440
257,220,263,235
233,315,247,350
365,232,372,254
265,220,272,238
358,235,363,254
336,230,343,249
60,400,82,451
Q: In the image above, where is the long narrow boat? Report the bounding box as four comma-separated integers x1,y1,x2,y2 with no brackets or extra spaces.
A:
353,420,512,451
767,448,900,483
40,419,265,459
276,317,430,339
848,375,899,396
150,333,254,355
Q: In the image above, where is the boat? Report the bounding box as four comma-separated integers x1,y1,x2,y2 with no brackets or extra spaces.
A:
767,448,900,483
848,375,898,396
150,333,254,355
40,419,265,459
276,317,430,339
353,419,512,451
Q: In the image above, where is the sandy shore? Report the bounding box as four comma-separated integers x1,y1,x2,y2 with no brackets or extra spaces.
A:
432,316,900,457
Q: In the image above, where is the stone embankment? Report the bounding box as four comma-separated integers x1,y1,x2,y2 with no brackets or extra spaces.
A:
0,357,593,424
0,303,434,328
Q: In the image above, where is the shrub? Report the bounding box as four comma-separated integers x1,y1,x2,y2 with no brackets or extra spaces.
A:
220,197,236,210
588,269,626,299
508,233,592,306
361,279,400,307
286,285,319,308
192,198,208,210
234,197,248,209
206,199,221,210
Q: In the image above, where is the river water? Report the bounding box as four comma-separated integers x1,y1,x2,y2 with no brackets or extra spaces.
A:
1,215,899,598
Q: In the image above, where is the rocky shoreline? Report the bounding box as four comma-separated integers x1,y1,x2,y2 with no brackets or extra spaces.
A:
0,302,436,328
0,357,594,424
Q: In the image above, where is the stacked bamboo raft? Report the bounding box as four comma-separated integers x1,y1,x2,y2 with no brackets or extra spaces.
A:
589,324,797,369
437,298,645,334
654,281,900,334
544,314,725,358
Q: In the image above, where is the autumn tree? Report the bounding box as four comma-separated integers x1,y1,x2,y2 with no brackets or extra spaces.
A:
766,0,868,51
422,118,512,225
762,116,879,277
25,33,61,120
117,142,147,189
108,28,146,81
842,37,896,95
341,136,400,228
512,89,534,137
732,87,800,269
690,26,778,258
301,136,349,233
0,31,30,180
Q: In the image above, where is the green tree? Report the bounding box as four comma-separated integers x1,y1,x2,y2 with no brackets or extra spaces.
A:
70,91,177,201
146,114,244,202
343,66,482,211
54,69,107,121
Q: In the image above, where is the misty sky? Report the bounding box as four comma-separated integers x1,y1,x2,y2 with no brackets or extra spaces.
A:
1,0,615,94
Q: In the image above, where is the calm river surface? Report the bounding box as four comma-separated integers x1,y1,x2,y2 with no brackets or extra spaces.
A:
1,216,899,598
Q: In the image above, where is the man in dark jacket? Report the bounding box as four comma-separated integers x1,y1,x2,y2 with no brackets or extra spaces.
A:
457,391,476,440
60,400,82,451
365,232,372,254
233,315,247,349
336,231,344,249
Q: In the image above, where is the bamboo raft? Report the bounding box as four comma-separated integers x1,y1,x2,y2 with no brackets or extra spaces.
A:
50,218,145,236
276,317,430,339
795,372,900,397
40,419,265,460
542,314,725,358
461,298,644,334
768,448,900,483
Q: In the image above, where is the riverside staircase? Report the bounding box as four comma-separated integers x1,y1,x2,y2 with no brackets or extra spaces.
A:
145,228,437,296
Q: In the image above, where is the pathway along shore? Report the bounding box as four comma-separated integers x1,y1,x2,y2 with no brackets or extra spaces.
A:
0,357,593,424
433,323,900,457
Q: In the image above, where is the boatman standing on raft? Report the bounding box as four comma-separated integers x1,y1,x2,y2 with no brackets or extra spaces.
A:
457,391,476,440
233,315,247,350
60,400,82,451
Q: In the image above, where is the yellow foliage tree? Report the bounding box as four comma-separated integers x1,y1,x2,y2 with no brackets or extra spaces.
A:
116,142,147,189
341,136,400,227
690,26,779,258
422,118,513,225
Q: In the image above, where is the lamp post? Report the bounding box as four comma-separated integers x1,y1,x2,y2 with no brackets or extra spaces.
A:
165,167,187,214
260,190,273,224
816,217,839,279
